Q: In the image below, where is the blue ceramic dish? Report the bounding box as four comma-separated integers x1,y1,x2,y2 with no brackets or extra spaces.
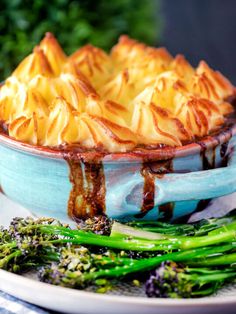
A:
0,125,236,223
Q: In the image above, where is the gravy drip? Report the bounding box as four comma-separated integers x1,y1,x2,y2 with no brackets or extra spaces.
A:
158,202,174,221
136,159,174,219
197,142,216,170
137,164,155,218
66,156,106,221
220,142,230,167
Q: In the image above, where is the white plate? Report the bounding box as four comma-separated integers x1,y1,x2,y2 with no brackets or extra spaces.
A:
0,192,236,314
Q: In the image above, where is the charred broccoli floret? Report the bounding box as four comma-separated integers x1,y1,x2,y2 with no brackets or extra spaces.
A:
145,261,192,298
38,245,94,287
39,245,120,289
0,217,64,272
77,215,112,235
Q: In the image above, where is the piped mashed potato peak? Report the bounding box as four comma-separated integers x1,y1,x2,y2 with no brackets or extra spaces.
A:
0,33,234,152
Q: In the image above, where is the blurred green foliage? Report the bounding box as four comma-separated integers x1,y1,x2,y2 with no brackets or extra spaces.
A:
0,0,161,80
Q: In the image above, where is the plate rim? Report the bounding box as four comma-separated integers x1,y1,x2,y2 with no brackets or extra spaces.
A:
0,269,235,307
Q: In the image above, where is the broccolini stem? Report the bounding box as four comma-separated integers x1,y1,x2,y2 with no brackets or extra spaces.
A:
129,214,236,237
140,226,193,235
40,225,236,252
179,230,236,250
46,237,165,251
190,272,236,283
187,270,236,297
189,252,236,266
128,221,188,228
40,225,175,251
208,221,236,235
0,242,17,250
0,250,21,269
81,244,236,282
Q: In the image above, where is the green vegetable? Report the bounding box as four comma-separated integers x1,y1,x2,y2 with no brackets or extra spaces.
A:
128,210,236,236
0,214,235,298
110,221,167,240
39,220,236,252
189,252,236,267
145,261,236,298
78,243,236,284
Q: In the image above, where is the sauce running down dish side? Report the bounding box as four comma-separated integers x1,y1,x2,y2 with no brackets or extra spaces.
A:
63,120,235,221
0,33,236,221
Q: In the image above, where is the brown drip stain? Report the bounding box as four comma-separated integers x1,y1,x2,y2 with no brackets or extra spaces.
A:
135,164,155,219
197,121,234,170
135,159,174,219
158,202,174,222
220,142,229,158
84,161,106,216
220,141,230,167
65,154,106,221
197,142,216,170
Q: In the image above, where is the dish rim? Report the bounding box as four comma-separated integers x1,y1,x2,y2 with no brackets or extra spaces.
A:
0,122,236,163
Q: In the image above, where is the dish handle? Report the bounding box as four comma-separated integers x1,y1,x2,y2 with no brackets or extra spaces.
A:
155,148,236,204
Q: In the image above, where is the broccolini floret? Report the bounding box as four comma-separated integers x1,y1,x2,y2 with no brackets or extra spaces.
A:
77,215,112,235
145,261,236,298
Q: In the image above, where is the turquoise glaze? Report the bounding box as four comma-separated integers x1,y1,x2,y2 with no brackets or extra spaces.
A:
0,131,236,223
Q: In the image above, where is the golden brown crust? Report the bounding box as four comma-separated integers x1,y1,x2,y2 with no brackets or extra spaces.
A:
0,34,234,152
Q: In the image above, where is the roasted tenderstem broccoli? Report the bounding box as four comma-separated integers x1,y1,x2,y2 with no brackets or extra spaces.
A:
145,261,236,298
0,214,235,298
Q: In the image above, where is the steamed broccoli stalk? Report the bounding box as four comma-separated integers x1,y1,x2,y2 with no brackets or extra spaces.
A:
189,252,236,267
128,221,196,235
194,213,236,236
80,243,236,282
11,214,236,253
128,211,236,236
39,243,235,288
145,261,236,298
39,220,236,252
3,216,236,265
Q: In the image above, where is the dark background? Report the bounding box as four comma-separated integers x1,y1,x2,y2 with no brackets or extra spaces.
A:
0,0,235,84
161,0,236,83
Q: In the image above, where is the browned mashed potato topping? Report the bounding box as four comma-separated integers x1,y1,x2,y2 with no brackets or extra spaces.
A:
0,33,234,152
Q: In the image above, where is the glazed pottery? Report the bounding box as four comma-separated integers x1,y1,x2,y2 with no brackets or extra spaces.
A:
0,125,236,222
